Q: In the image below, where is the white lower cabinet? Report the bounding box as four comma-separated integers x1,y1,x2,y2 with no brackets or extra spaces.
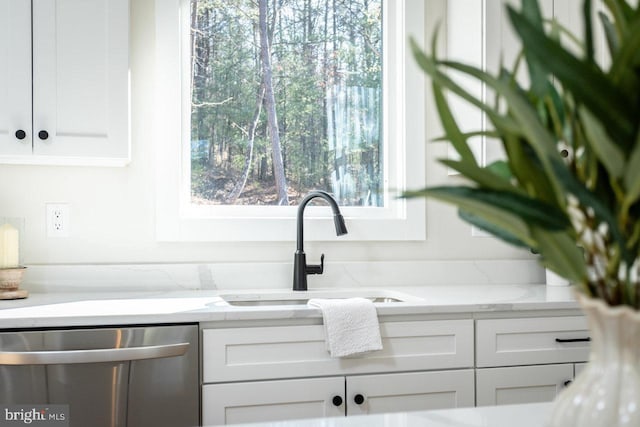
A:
574,362,588,377
201,313,591,423
201,319,475,425
346,370,474,416
202,320,474,383
202,377,345,425
476,364,574,406
475,316,590,406
202,370,475,425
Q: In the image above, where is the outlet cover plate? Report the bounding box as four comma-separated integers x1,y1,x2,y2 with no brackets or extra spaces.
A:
46,203,70,238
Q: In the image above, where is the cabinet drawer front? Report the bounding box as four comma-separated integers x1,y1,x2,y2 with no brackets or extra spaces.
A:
476,364,574,406
476,317,590,367
202,377,344,425
203,320,474,383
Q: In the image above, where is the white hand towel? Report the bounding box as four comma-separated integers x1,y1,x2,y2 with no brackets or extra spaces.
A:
308,297,383,358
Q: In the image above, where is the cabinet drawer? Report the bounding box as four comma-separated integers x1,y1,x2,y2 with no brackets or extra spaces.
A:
203,320,474,383
476,317,590,367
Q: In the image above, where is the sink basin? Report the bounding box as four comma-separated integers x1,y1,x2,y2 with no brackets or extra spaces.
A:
224,296,403,307
219,290,419,307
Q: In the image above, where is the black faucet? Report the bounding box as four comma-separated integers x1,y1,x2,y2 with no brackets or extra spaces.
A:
293,191,348,291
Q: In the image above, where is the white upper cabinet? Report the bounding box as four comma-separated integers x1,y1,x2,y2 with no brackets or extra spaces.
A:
484,0,554,78
0,0,130,166
447,0,606,170
0,0,32,157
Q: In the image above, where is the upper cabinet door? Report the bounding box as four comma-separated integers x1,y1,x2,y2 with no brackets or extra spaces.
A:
0,0,32,156
484,0,553,79
32,0,130,165
554,0,609,66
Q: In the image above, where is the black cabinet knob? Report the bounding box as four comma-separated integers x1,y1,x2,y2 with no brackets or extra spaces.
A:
563,380,573,388
15,130,26,140
354,394,365,405
332,396,343,407
38,130,49,140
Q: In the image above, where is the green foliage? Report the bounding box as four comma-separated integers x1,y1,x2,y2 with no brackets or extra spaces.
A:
406,0,640,308
190,0,383,206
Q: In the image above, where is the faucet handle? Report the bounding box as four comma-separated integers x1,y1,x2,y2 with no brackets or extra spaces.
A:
306,253,324,275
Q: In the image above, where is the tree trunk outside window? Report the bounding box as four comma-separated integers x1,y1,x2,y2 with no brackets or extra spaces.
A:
259,0,289,205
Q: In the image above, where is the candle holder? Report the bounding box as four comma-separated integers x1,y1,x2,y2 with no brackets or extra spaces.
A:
0,266,28,299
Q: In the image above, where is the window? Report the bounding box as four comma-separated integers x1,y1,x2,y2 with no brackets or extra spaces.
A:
190,0,383,208
155,0,426,241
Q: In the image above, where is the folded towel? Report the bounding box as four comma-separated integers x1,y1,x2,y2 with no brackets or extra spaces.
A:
308,297,383,358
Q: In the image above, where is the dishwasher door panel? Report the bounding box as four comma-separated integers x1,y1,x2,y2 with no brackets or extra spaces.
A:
0,324,199,427
127,329,200,427
46,362,130,427
0,365,48,402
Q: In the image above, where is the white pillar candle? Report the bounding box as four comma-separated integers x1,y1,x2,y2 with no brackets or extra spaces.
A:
0,223,20,269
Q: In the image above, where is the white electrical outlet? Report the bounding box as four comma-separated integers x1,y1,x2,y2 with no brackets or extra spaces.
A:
46,203,70,237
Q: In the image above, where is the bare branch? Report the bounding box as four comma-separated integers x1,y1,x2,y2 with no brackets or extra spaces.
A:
192,97,234,108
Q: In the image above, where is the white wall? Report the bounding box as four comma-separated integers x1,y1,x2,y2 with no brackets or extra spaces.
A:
0,0,538,282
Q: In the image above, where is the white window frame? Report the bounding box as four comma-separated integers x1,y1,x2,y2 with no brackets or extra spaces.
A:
154,0,426,242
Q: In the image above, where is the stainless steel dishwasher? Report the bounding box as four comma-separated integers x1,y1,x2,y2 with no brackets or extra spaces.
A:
0,324,199,427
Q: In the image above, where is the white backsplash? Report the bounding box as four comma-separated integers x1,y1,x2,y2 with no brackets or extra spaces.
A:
21,259,545,293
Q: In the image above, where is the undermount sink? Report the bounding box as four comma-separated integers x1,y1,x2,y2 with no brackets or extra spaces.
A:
219,290,419,307
224,296,403,307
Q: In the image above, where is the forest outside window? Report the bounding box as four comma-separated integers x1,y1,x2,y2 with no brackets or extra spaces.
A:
154,0,427,241
190,0,383,208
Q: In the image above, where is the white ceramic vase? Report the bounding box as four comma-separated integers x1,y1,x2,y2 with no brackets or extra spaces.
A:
547,294,640,427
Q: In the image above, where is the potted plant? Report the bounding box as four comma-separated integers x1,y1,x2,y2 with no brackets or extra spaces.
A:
406,0,640,425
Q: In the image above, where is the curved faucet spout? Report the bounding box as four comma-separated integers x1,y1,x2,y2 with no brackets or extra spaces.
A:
293,191,348,291
296,191,348,252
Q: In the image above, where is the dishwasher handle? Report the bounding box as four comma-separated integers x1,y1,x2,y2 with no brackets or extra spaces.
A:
0,342,189,365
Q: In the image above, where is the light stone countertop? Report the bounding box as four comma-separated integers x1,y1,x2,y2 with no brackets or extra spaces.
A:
210,402,552,427
0,284,580,329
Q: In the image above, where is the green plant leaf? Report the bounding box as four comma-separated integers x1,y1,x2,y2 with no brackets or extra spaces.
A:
437,59,566,202
599,11,620,56
432,130,500,142
549,155,632,264
439,159,520,193
602,0,631,37
520,0,550,97
404,186,570,231
403,187,536,248
624,130,640,207
486,160,512,181
501,134,558,204
579,106,625,178
459,209,530,248
608,18,640,96
584,0,595,63
411,37,566,203
410,39,522,137
543,79,567,138
432,82,478,165
507,5,636,143
531,227,586,283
